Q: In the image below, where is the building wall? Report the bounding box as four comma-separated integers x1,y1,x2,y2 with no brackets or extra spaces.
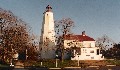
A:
40,10,56,59
64,40,104,60
64,40,83,48
83,41,95,48
41,12,55,43
64,40,95,48
71,47,104,60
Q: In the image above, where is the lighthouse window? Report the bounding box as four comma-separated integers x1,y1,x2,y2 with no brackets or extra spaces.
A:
47,14,48,16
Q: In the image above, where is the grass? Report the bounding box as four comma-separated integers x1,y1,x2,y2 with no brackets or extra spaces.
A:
0,64,10,67
3,59,120,68
106,60,120,66
32,59,107,68
28,59,79,68
34,59,120,68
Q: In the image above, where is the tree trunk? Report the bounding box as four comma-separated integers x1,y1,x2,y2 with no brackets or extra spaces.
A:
61,48,64,62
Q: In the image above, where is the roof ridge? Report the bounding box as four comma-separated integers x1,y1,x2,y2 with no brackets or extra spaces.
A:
64,34,95,41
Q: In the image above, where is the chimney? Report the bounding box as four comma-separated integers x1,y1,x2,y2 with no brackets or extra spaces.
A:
82,31,86,36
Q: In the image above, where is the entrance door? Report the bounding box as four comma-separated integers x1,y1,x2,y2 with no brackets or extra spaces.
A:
97,49,99,55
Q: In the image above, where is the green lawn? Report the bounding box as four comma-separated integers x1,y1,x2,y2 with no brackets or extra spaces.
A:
0,64,9,67
1,59,120,68
106,59,120,66
23,59,120,68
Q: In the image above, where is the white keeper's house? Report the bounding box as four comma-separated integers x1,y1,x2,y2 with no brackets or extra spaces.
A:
64,31,104,60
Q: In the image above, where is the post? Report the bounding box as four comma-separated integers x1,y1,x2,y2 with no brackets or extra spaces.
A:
41,62,42,66
10,58,14,67
56,54,58,67
78,55,79,66
26,49,27,60
12,48,14,66
56,59,57,67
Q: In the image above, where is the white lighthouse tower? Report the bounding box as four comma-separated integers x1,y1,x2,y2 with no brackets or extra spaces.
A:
40,5,56,59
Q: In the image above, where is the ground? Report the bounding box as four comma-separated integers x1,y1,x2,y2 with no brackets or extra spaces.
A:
0,59,120,70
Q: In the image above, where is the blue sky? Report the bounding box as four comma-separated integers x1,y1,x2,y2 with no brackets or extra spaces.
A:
0,0,120,43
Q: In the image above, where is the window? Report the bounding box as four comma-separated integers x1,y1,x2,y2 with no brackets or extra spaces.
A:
83,49,87,53
97,49,99,55
86,55,90,56
91,57,94,59
89,43,91,47
76,48,81,55
85,49,87,53
90,50,94,53
83,49,84,53
67,43,70,46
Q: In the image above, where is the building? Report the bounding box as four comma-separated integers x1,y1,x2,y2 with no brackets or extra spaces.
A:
64,31,104,60
40,5,104,60
40,5,56,59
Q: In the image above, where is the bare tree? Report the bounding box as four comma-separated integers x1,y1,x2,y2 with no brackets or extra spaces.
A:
96,35,115,50
55,18,74,62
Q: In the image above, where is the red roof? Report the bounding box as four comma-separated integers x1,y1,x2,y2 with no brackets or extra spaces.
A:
64,34,95,41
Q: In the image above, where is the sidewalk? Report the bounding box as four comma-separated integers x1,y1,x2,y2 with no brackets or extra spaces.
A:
64,67,81,68
49,67,81,70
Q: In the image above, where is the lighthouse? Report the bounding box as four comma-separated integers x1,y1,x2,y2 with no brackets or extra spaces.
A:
40,5,56,59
